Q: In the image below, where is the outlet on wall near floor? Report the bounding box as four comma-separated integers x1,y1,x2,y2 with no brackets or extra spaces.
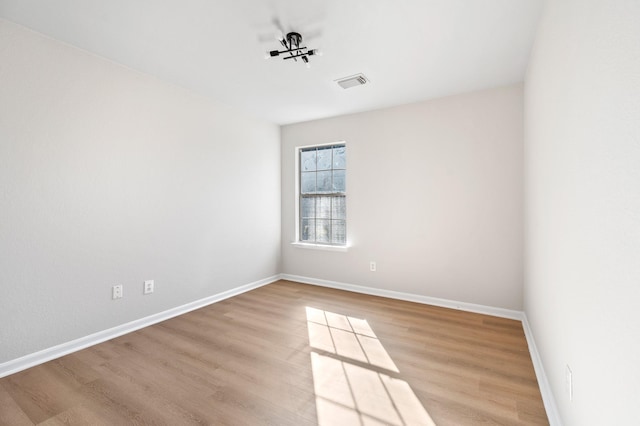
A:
370,261,377,272
144,280,154,295
112,284,123,300
566,364,573,401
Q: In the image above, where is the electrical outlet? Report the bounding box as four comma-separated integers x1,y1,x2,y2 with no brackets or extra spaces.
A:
144,280,154,295
370,261,377,272
112,284,123,300
566,365,573,401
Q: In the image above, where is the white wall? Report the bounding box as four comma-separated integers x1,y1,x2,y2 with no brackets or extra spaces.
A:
0,20,281,363
524,0,640,424
282,85,524,310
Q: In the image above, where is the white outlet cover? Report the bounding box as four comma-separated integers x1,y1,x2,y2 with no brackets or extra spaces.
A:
144,280,154,294
112,285,123,299
566,365,573,401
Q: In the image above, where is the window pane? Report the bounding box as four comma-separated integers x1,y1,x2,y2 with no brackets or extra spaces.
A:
317,147,332,170
301,219,315,241
332,196,346,220
332,220,346,244
301,150,316,171
316,219,331,243
317,196,331,219
301,197,315,218
332,170,346,193
333,146,346,169
301,172,316,194
316,170,332,193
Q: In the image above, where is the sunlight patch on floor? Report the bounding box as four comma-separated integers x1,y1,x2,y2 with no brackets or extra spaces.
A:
306,307,436,426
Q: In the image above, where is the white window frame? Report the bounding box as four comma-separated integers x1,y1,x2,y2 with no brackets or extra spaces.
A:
293,141,348,251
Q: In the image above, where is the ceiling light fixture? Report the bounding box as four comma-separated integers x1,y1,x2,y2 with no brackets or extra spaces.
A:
266,32,320,68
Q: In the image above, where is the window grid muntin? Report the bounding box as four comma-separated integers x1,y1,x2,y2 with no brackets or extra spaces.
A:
299,144,346,246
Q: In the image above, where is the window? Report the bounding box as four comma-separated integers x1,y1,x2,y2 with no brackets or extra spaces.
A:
299,143,346,245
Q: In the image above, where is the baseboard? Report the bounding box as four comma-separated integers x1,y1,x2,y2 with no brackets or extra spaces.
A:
280,273,523,320
0,275,280,378
522,313,563,426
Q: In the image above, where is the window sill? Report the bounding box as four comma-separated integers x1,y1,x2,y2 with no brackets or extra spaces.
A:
291,242,349,252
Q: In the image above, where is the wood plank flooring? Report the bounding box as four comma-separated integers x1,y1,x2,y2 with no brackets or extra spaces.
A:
0,280,548,425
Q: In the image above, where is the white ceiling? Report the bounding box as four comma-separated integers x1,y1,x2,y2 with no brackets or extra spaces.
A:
0,0,542,125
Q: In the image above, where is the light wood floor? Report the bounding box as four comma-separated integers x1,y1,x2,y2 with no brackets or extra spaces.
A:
0,280,548,425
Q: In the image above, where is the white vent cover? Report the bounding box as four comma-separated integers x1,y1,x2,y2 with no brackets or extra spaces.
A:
335,73,369,89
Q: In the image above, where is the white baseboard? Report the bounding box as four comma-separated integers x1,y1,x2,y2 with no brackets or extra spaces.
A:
280,273,523,320
522,313,563,426
0,275,280,378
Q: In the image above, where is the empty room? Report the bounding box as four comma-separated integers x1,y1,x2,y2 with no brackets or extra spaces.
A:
0,0,638,425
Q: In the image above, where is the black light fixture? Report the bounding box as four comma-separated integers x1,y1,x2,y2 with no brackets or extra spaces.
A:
266,32,320,68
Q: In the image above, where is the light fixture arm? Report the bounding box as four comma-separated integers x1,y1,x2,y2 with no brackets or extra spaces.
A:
271,46,307,56
283,52,306,60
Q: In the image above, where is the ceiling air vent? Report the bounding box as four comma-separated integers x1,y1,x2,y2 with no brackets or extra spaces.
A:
335,73,369,89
